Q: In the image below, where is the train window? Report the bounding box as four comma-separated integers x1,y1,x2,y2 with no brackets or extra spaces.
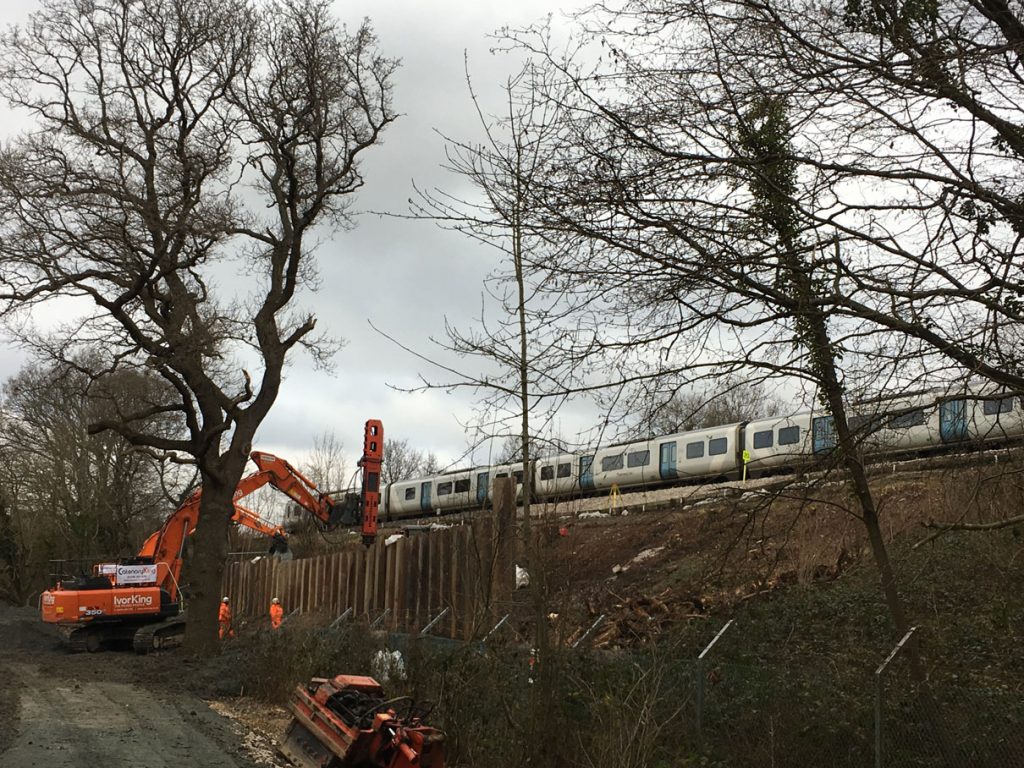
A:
983,396,1014,416
557,463,571,478
778,426,801,445
540,465,555,481
437,482,453,496
404,488,416,501
627,450,650,468
849,414,884,434
513,471,524,485
495,472,508,478
686,441,704,459
753,430,773,449
888,409,926,429
454,479,471,493
708,438,728,456
601,454,625,471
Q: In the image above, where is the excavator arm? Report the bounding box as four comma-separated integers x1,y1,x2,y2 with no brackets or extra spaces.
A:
231,503,290,555
247,452,343,527
142,420,383,596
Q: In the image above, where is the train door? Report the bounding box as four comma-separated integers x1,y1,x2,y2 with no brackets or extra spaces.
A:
579,455,595,491
419,481,433,513
939,399,968,443
812,416,836,454
476,472,489,506
659,442,678,480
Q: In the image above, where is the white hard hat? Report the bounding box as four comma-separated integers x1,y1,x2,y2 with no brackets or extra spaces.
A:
222,596,230,603
271,597,280,604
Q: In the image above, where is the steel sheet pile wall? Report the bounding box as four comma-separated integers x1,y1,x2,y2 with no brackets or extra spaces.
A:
221,514,515,638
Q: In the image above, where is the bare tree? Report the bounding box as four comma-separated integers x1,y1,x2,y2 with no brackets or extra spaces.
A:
0,354,186,601
408,57,590,758
637,377,783,436
2,357,184,551
302,430,349,495
500,4,996,759
381,438,440,486
0,0,396,653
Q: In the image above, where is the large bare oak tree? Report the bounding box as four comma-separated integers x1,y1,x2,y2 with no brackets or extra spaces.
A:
0,0,396,653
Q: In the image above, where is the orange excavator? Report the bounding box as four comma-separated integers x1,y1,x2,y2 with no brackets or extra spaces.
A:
281,675,444,768
40,420,384,653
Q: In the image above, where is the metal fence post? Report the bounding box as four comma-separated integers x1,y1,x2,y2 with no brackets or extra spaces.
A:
369,607,391,629
329,607,353,629
420,607,450,636
875,627,917,768
696,619,734,746
482,614,510,645
572,614,607,649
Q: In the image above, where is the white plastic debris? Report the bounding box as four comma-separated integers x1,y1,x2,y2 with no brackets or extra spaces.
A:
578,511,608,519
515,564,530,589
384,533,404,547
632,546,665,564
371,649,406,683
612,564,627,575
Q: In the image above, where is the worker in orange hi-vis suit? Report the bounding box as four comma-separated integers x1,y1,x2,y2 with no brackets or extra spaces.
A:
269,597,284,630
218,596,235,639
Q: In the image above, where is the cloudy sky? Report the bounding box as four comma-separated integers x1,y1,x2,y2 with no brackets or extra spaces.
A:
0,1,591,474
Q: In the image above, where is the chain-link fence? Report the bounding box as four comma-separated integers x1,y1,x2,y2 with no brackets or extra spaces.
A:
237,609,1024,768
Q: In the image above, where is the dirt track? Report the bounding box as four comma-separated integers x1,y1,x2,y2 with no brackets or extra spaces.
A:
0,604,286,768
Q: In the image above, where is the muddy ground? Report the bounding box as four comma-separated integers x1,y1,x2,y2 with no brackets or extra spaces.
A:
0,604,288,768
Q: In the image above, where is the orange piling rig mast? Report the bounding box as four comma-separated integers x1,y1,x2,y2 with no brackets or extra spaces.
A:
40,422,383,652
360,419,384,546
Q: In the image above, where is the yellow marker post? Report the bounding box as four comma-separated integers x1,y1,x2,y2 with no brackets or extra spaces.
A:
609,483,621,514
742,450,751,482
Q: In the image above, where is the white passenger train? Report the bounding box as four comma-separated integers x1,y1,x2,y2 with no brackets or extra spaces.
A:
381,387,1024,521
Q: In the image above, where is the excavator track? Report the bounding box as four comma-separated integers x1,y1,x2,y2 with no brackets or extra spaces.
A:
65,626,103,654
64,621,146,653
132,615,187,654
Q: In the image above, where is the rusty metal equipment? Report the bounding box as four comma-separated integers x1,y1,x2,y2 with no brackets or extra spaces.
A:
281,674,444,768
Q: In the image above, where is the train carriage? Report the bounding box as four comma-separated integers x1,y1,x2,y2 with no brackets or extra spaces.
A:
533,453,581,499
588,439,658,493
653,423,744,483
742,413,813,477
381,382,1024,525
965,392,1024,443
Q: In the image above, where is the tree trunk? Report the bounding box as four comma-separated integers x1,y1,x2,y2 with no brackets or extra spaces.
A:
182,481,235,656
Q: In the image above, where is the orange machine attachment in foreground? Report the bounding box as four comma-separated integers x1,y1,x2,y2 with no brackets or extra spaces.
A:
281,675,444,768
40,424,382,652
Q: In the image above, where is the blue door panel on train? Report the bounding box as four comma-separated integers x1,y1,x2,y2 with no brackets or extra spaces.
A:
659,442,678,480
476,472,489,505
579,455,595,490
812,416,836,454
939,399,968,443
420,481,432,512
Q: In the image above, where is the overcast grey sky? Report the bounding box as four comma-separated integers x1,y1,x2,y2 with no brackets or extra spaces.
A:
0,1,591,472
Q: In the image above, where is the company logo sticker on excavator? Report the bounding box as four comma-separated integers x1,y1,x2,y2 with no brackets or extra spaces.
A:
42,593,55,605
113,594,154,611
115,564,158,585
